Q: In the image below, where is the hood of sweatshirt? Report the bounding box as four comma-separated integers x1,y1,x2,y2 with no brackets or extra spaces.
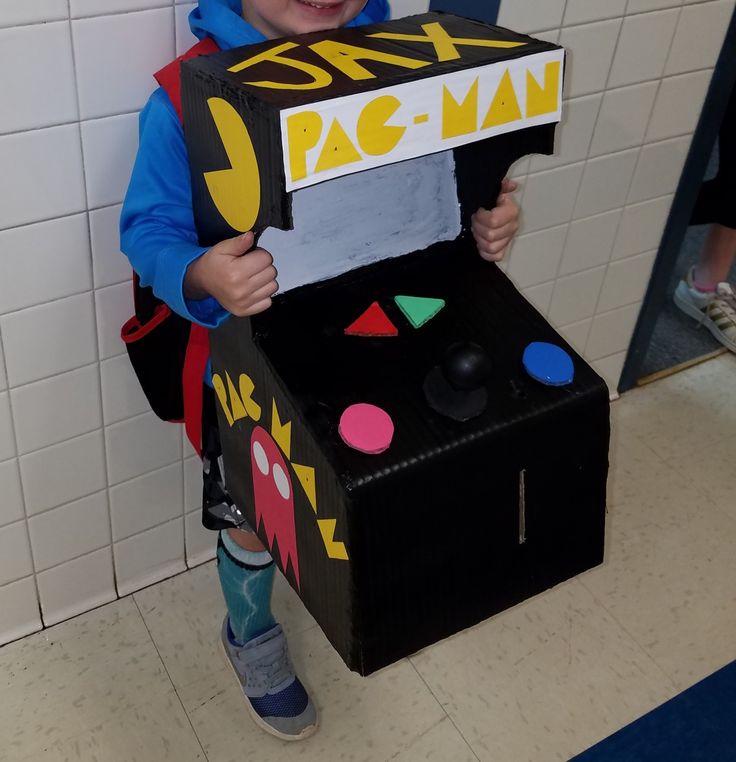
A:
189,0,391,50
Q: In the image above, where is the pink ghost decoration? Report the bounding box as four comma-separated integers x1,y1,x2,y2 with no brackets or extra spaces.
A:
250,426,300,589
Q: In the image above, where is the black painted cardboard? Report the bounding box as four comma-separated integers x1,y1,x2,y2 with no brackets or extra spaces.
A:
182,13,609,675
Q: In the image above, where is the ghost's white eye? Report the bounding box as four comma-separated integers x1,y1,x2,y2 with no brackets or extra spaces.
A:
252,441,269,475
272,463,290,500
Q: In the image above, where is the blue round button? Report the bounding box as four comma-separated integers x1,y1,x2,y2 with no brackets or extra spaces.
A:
522,342,574,386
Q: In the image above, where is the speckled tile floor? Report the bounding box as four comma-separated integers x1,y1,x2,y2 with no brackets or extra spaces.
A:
1,354,734,762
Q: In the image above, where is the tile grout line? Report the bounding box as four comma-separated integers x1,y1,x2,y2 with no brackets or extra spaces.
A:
64,0,123,604
582,4,686,357
577,576,681,694
132,594,212,761
406,657,482,762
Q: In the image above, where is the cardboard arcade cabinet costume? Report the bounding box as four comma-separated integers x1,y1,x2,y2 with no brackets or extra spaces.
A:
181,13,610,675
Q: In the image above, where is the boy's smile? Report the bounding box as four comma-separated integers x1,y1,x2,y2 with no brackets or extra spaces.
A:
243,0,369,40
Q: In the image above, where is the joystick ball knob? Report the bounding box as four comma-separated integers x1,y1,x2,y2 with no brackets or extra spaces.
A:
441,342,493,390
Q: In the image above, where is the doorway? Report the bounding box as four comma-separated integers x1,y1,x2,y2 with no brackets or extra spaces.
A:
619,11,736,391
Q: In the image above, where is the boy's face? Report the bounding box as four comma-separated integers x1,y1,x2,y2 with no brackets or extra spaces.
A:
242,0,368,39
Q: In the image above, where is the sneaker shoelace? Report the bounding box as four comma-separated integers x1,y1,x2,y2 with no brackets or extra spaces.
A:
711,283,736,324
241,640,294,692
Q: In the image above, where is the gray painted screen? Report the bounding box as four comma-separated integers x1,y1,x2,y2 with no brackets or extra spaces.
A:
260,151,462,293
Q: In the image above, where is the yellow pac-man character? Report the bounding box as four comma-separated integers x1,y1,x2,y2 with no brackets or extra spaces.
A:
203,97,261,232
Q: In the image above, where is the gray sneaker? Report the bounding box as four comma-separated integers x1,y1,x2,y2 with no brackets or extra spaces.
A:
674,268,736,353
220,618,318,741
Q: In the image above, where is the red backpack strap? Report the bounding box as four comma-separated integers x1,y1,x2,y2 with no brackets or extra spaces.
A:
183,324,211,459
154,37,219,121
153,36,219,456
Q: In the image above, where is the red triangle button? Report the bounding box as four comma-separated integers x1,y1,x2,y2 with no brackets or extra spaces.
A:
344,302,398,337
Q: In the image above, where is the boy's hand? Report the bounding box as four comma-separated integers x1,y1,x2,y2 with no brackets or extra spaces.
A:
471,178,520,262
184,231,278,317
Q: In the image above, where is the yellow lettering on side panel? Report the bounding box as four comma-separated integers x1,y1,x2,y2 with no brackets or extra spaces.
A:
314,118,363,174
286,111,323,182
203,98,260,233
271,400,291,459
308,40,430,81
442,78,478,139
481,69,522,128
239,374,262,421
526,60,561,117
226,372,247,422
370,21,526,62
212,374,234,427
356,95,406,156
228,41,332,90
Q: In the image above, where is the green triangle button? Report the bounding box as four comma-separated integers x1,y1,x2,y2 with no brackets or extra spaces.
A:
394,295,445,328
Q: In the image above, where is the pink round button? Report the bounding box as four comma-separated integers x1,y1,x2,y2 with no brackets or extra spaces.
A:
338,403,394,454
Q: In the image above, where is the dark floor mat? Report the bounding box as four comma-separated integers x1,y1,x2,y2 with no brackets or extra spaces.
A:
639,225,734,379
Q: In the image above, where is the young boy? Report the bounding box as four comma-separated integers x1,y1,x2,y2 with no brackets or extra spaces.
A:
120,0,520,742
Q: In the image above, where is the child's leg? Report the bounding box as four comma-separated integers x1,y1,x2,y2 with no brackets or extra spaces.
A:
216,527,276,644
693,224,736,290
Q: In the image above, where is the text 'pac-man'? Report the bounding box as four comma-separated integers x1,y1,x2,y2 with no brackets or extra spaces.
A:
280,49,564,191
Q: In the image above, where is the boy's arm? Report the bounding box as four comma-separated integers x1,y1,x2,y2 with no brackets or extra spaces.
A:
120,89,233,327
471,178,520,262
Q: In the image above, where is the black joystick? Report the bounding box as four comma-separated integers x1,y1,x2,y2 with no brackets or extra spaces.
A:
423,342,492,421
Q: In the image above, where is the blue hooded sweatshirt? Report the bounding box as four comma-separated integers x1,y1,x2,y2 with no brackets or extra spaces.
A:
120,0,391,329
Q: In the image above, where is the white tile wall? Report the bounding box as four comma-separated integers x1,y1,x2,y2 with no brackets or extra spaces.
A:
0,22,77,134
1,293,97,387
72,8,174,120
557,318,593,355
0,1,68,28
95,282,134,360
627,136,691,203
114,517,186,597
0,341,6,391
517,163,584,233
647,70,714,141
0,577,41,644
608,9,680,88
0,459,24,528
185,509,216,568
588,82,658,156
564,0,627,26
496,0,566,33
559,20,621,97
0,521,34,587
586,302,643,359
521,281,555,315
597,249,658,312
612,195,674,260
529,94,602,172
70,0,168,18
80,114,140,210
0,392,15,462
109,462,183,541
105,412,181,486
0,0,731,643
548,266,607,325
36,546,116,626
100,354,152,425
592,350,628,392
573,148,640,219
20,430,107,516
10,364,101,455
90,204,133,289
507,225,568,288
0,125,86,230
0,215,92,314
28,491,110,572
559,210,622,276
175,2,197,55
665,0,734,75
